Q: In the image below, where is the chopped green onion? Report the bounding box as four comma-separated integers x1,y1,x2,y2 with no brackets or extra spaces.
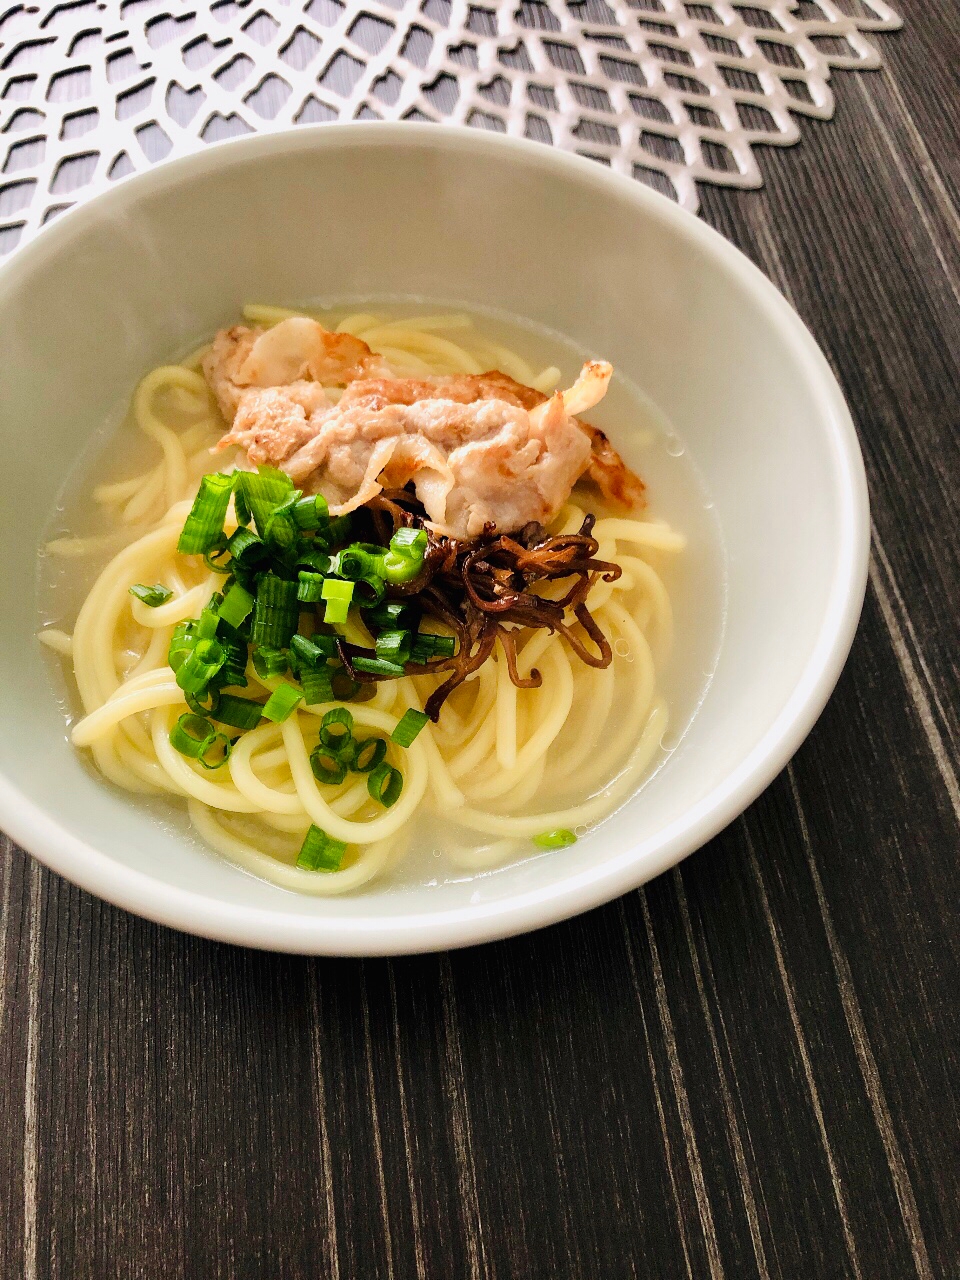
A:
391,708,429,747
330,546,385,581
170,713,215,759
211,694,263,731
169,713,232,769
251,573,299,648
291,633,338,667
353,737,387,773
390,526,428,557
261,683,302,723
351,656,405,677
175,638,225,695
235,467,296,537
129,582,173,608
265,506,298,551
292,494,329,531
533,829,578,850
185,687,220,716
309,746,348,786
321,577,354,625
375,629,412,664
365,599,419,632
319,707,354,747
352,575,386,607
297,571,326,603
410,633,457,664
168,621,197,673
252,645,287,679
226,525,267,567
217,582,255,631
196,606,220,640
196,733,233,770
234,482,251,527
297,547,332,575
299,664,334,706
367,761,403,808
296,825,347,872
381,553,423,584
203,537,232,574
177,473,234,555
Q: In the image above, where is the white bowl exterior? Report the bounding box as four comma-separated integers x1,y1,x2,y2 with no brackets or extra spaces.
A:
0,125,868,953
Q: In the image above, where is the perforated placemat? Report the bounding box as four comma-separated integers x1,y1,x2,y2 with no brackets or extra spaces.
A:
0,0,901,252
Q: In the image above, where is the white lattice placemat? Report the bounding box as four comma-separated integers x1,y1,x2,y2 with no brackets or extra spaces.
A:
0,0,901,253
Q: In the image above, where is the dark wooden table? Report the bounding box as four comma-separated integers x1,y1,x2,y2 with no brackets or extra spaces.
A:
2,4,958,1276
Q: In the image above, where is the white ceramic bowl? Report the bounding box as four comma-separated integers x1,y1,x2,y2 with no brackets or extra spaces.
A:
0,124,868,954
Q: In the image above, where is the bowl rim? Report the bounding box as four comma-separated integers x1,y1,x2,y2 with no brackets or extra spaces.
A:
0,121,870,954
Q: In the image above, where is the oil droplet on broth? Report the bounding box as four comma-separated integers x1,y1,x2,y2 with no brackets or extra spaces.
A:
664,433,685,458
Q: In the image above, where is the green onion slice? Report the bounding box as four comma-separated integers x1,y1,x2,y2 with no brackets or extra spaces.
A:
375,629,412,664
235,466,296,537
351,656,405,678
177,473,235,555
292,494,329,531
390,526,428,557
353,737,387,773
261,683,302,723
391,708,429,748
252,645,287,679
297,571,326,603
296,825,347,872
319,706,354,748
129,582,173,608
367,761,403,808
532,829,578,850
290,633,337,667
250,573,299,648
309,747,348,787
175,638,225,695
211,694,263,731
217,582,255,631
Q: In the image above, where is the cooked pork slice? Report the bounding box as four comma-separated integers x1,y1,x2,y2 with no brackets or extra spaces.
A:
202,317,390,422
337,364,643,510
220,382,331,466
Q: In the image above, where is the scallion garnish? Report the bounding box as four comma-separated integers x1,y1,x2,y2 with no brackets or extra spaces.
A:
319,707,353,748
211,693,263,731
252,645,287,679
260,683,302,723
169,713,232,769
367,761,403,808
375,629,412,664
129,583,173,608
175,637,225,695
391,708,429,747
292,494,329,531
177,472,234,555
217,582,255,631
297,571,325,603
290,633,337,667
321,577,354,625
309,746,348,786
350,655,406,677
235,467,296,537
168,621,197,673
365,599,419,632
296,825,347,872
196,606,220,640
409,633,457,663
353,737,387,773
299,665,335,706
250,573,299,648
532,829,578,849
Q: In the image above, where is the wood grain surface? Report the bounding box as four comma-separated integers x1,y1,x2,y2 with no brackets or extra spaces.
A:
1,3,958,1275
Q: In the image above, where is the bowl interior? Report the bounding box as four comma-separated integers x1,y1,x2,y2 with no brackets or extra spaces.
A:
0,127,865,951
